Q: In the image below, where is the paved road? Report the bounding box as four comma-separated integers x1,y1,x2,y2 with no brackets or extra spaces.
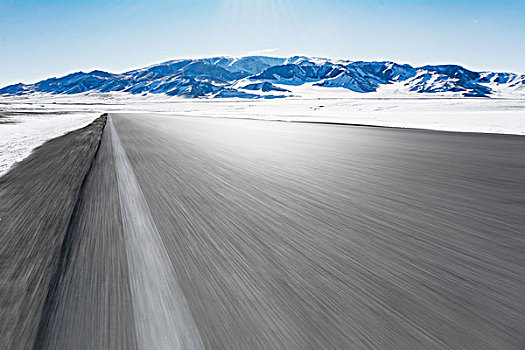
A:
36,113,525,349
0,117,106,349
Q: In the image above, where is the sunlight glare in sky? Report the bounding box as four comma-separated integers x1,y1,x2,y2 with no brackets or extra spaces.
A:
217,0,297,55
0,0,523,85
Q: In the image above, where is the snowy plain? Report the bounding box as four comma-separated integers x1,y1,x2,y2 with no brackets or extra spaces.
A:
1,90,524,176
0,111,96,176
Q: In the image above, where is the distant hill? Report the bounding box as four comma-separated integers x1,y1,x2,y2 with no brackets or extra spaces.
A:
1,56,524,99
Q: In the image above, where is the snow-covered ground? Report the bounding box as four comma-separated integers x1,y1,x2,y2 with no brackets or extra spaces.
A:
1,92,524,176
0,111,97,176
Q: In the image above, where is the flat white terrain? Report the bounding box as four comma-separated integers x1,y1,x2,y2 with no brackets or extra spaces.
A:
1,92,524,176
0,111,97,176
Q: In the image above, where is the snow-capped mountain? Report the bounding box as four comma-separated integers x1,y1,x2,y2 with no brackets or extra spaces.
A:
1,56,524,99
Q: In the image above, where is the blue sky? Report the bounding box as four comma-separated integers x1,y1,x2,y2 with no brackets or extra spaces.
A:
1,0,524,86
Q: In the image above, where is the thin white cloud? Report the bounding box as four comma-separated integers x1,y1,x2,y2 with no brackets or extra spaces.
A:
247,48,280,56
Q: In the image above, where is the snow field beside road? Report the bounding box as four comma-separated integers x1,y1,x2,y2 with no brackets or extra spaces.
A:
1,93,524,177
0,113,97,176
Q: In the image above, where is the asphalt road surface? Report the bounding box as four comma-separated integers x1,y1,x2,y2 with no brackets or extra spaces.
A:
7,113,525,349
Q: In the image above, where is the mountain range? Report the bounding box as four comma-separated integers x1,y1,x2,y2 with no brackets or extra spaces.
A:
1,56,524,99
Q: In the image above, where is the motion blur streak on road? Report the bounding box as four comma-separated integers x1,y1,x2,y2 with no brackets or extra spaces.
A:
43,113,525,349
109,117,204,350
